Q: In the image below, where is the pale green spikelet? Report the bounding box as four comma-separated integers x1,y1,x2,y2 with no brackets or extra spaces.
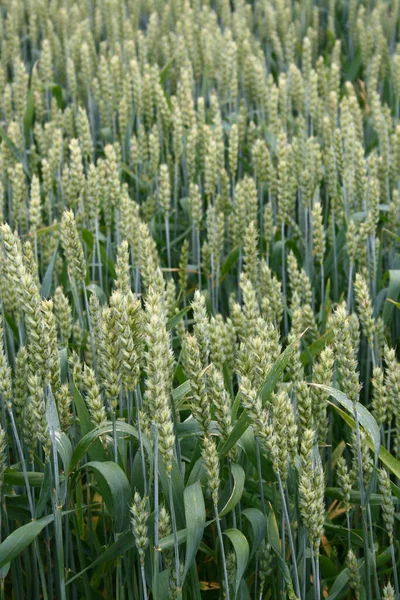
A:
310,346,335,444
21,271,47,380
296,380,313,437
29,174,42,233
378,469,394,545
0,223,25,302
143,289,175,473
41,298,61,391
69,350,84,391
382,583,395,600
130,492,149,565
55,383,72,432
82,364,107,429
191,290,209,368
159,163,171,216
270,389,293,482
0,324,12,410
243,221,259,285
110,290,141,393
14,346,29,415
115,240,131,296
346,549,361,599
23,240,39,285
240,275,260,338
383,344,400,421
202,434,220,506
354,273,375,351
207,365,232,441
298,430,325,552
258,541,273,594
312,200,325,265
371,366,388,426
100,306,121,410
188,182,203,232
60,209,86,284
54,286,72,345
158,505,171,541
239,375,280,472
27,374,51,456
137,221,165,297
336,456,352,513
89,292,103,373
259,262,283,326
332,304,360,403
182,333,211,436
179,239,189,295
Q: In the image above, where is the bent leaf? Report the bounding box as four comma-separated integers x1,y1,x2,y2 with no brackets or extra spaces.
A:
328,403,400,493
0,514,53,568
183,482,206,581
242,508,267,560
218,463,245,518
312,384,380,463
223,528,249,596
83,461,131,533
69,421,152,474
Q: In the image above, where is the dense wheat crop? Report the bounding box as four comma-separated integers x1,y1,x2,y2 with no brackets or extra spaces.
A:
0,0,400,598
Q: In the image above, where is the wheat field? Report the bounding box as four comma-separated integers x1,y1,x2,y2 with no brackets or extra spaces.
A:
0,0,399,598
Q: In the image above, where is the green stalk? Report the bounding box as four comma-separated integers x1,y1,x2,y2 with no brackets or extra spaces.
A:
72,512,91,599
367,504,380,600
347,263,353,312
310,548,317,599
281,222,288,335
276,471,301,599
7,408,34,515
71,281,85,331
315,551,321,600
82,282,96,374
214,506,230,600
95,217,103,289
135,388,147,496
174,161,179,233
238,246,243,301
168,476,181,596
304,205,309,277
165,215,171,272
281,509,285,593
112,410,118,464
197,228,201,290
140,563,148,600
332,210,338,301
211,252,215,314
353,405,372,600
228,458,237,529
302,531,307,599
371,234,377,302
34,539,48,600
48,385,66,600
124,550,134,600
346,512,351,551
390,544,399,599
320,263,325,312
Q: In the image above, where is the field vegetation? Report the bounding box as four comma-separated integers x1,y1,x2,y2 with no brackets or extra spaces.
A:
0,0,399,598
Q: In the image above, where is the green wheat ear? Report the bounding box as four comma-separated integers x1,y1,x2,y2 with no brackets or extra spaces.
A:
1,0,400,597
